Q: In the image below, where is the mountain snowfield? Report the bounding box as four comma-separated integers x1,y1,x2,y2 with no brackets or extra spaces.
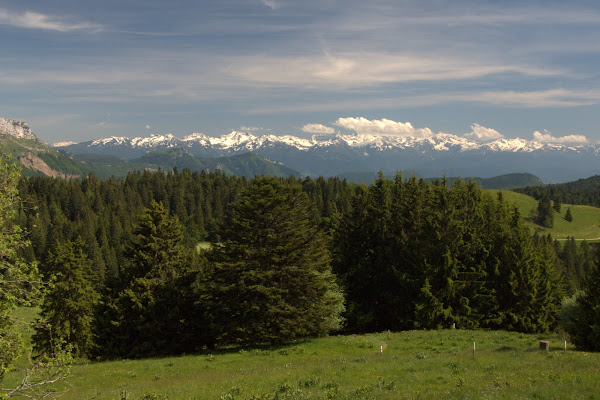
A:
54,130,590,154
52,128,600,183
1,115,597,183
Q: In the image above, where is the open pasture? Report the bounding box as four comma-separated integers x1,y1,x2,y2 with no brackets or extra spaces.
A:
6,328,599,399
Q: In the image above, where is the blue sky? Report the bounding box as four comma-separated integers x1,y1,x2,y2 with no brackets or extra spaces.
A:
1,0,600,144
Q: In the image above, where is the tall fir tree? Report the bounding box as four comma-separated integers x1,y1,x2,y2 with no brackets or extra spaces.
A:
33,240,99,358
536,194,554,228
565,248,600,351
95,200,202,359
201,176,344,346
565,207,573,222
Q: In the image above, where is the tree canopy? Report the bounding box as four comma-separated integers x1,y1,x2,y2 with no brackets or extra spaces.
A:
201,176,345,346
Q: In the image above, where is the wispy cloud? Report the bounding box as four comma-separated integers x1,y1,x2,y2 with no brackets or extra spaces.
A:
302,123,335,134
240,126,263,131
260,0,280,10
226,52,561,89
0,8,101,32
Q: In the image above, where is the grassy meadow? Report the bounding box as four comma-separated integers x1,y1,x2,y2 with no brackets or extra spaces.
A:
5,307,600,399
488,190,600,240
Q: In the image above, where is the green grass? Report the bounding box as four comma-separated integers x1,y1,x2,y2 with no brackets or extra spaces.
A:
5,314,600,399
195,241,212,252
490,190,600,240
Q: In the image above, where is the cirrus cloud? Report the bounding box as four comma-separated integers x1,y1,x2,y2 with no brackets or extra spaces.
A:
0,8,101,32
532,130,589,144
335,117,433,137
301,123,335,134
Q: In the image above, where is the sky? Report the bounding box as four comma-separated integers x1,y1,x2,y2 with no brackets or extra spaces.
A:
1,0,600,144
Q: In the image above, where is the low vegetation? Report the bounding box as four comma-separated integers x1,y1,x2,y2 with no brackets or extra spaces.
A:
4,150,600,398
5,326,599,399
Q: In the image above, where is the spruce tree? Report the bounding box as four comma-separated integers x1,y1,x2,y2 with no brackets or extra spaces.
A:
202,176,344,346
565,250,600,351
565,207,573,222
536,194,554,228
553,199,561,213
95,200,202,358
33,240,99,358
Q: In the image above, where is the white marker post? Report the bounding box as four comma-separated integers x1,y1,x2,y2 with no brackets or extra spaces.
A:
473,342,476,359
380,345,383,359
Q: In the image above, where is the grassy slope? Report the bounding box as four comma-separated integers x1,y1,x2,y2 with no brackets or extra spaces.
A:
488,190,600,240
5,325,599,399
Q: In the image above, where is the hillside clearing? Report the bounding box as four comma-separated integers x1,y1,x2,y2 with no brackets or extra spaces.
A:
488,190,600,240
4,321,599,399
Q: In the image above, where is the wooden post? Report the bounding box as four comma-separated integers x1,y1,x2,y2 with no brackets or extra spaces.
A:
473,342,476,359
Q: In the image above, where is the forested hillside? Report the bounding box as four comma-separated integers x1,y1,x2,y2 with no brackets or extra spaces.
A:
16,170,354,284
0,166,595,373
515,175,600,206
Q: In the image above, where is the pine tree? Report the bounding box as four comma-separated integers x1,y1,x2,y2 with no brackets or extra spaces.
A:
33,240,99,358
202,176,344,346
536,194,554,228
565,249,600,351
95,200,202,358
553,199,561,213
565,207,573,222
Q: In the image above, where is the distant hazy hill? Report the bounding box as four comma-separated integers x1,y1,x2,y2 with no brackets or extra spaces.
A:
1,117,301,179
134,148,300,178
337,171,543,189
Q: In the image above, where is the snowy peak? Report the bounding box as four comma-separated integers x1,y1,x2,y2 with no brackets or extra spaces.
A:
57,129,595,155
131,133,179,148
0,117,37,140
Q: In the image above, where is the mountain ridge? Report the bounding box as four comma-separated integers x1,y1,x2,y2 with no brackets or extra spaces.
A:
55,130,600,182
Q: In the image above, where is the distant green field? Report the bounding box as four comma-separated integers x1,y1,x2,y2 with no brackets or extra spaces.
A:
195,241,213,252
4,321,598,400
488,190,600,240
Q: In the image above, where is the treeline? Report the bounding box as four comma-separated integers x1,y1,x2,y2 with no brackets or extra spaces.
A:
334,176,567,334
16,169,354,286
12,169,599,360
515,175,600,207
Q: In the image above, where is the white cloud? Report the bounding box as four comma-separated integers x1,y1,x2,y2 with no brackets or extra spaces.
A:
0,8,100,32
260,0,279,10
464,123,504,141
240,126,263,131
301,123,335,134
227,52,561,89
335,117,433,137
532,130,589,144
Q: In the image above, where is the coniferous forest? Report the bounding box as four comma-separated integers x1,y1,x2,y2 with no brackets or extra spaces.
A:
3,164,600,365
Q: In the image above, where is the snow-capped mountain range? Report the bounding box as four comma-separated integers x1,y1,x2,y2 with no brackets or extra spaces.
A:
54,130,600,183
